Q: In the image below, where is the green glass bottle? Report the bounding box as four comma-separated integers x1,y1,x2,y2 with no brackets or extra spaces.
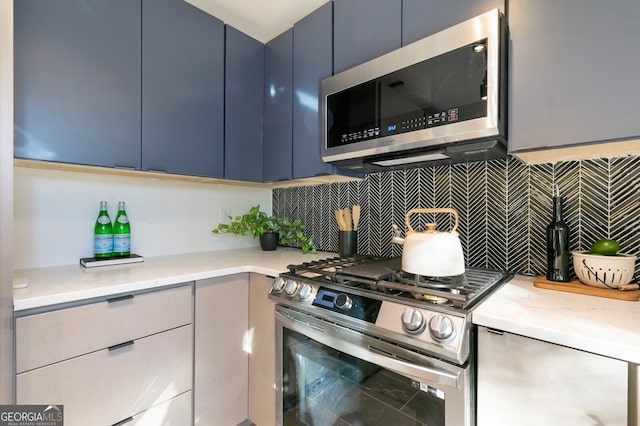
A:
94,201,113,258
113,201,131,256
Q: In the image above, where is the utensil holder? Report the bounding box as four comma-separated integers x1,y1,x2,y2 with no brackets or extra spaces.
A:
339,231,357,257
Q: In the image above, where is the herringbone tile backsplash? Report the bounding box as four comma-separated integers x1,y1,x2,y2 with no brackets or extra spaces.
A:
273,155,640,278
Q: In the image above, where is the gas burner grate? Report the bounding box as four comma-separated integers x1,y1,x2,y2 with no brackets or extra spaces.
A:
378,268,509,309
284,256,510,310
286,256,386,283
394,271,466,289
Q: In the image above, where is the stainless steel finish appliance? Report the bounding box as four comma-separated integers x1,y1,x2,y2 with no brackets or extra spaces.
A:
321,9,507,173
269,256,511,426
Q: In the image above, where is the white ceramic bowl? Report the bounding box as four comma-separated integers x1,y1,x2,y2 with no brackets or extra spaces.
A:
572,251,637,289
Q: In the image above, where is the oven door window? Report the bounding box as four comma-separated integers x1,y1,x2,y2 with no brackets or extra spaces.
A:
282,327,445,426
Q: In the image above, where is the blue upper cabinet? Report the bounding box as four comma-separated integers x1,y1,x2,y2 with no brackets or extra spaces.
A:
292,2,335,178
224,26,265,182
333,0,402,74
142,0,225,178
402,0,504,45
508,0,640,152
14,0,141,169
264,29,293,182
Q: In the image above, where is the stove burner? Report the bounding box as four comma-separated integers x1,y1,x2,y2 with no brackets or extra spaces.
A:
411,292,452,305
394,271,466,289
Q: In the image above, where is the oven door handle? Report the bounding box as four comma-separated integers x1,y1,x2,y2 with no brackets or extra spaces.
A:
365,344,459,388
276,310,460,389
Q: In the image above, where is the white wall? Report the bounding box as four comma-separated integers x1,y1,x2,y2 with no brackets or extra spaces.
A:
14,167,272,270
0,0,14,404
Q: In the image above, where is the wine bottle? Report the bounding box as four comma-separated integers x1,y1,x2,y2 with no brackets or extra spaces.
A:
546,189,570,282
94,201,113,258
113,201,131,257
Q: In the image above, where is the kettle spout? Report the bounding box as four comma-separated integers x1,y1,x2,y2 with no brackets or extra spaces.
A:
391,224,405,245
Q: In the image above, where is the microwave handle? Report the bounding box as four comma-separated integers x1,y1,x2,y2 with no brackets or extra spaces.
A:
276,310,459,389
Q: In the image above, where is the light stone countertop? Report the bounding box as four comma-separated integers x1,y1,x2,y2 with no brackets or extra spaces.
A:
472,274,640,364
14,250,640,364
13,247,333,312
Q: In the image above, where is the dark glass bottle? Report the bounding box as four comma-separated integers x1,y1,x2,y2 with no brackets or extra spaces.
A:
546,196,570,281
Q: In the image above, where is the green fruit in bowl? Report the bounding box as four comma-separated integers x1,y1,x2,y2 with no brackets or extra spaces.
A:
589,239,620,256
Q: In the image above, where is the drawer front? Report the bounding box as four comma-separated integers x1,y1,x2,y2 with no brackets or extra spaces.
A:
17,324,193,426
130,391,192,426
16,284,192,372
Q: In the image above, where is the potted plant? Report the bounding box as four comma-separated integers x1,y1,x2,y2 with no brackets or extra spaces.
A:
212,205,317,253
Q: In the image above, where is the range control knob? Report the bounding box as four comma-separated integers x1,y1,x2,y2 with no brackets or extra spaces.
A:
271,277,286,293
298,284,314,300
334,294,352,310
401,308,426,334
428,315,456,341
284,280,299,297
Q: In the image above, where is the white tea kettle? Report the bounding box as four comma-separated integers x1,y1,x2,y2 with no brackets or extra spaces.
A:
392,208,465,277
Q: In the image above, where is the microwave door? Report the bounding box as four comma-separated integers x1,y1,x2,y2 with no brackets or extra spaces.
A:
326,81,380,149
378,78,429,138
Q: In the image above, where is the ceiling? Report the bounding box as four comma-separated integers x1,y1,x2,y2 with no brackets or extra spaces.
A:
185,0,329,43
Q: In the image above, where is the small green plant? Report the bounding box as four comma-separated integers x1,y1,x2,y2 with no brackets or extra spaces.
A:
212,205,317,254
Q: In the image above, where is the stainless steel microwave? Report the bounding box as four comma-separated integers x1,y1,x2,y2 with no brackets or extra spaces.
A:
321,8,507,173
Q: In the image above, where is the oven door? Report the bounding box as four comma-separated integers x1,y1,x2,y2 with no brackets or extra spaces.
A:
275,306,473,426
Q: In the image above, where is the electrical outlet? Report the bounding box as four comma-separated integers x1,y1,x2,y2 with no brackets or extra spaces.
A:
219,208,232,224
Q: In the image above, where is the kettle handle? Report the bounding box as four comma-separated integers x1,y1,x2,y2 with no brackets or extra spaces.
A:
405,208,460,234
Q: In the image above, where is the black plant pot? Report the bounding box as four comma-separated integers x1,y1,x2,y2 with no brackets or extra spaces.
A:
259,232,279,251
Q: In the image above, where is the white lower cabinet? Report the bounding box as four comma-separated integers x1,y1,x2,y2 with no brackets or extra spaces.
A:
194,274,249,425
248,273,277,425
15,284,194,426
477,326,627,426
16,284,193,374
17,325,192,425
131,391,192,425
15,273,279,426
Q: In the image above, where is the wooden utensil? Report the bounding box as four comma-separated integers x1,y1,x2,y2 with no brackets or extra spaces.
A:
352,205,361,231
344,208,352,231
334,210,345,230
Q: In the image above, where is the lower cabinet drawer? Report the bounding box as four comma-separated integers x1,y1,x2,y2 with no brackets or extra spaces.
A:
130,391,192,426
16,284,193,373
17,325,193,426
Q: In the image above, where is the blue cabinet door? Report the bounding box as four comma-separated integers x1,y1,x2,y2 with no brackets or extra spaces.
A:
263,29,293,182
333,0,402,73
142,0,224,178
508,0,640,152
292,2,335,178
224,26,265,182
14,0,141,169
402,0,504,45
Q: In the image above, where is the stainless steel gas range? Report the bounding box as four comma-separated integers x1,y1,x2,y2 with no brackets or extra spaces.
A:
269,256,511,426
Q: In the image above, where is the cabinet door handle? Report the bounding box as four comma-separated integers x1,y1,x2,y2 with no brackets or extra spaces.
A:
108,340,134,352
111,416,133,426
106,294,134,304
